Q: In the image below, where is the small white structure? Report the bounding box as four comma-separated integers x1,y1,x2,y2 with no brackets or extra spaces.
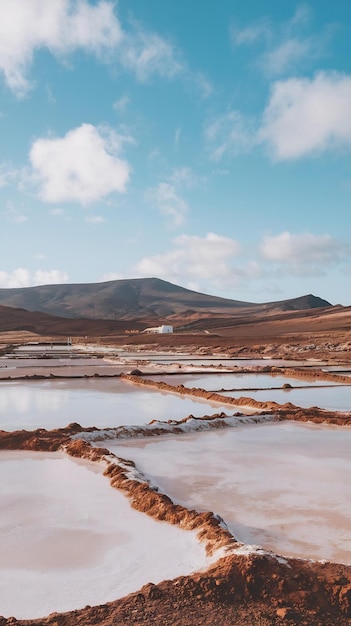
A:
159,325,173,334
143,325,173,334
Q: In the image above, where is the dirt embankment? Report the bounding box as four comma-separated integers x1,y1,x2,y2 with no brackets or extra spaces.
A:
3,552,351,625
0,427,235,557
269,366,351,384
65,438,235,557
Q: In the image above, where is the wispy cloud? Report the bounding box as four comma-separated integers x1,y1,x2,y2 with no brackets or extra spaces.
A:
113,94,130,113
147,166,199,227
205,111,255,161
147,182,188,227
168,167,198,187
195,73,213,98
231,19,271,46
3,201,28,223
120,23,183,82
0,163,18,187
174,127,181,148
85,215,106,224
231,4,331,77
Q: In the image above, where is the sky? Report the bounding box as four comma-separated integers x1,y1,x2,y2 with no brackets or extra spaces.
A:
0,0,350,305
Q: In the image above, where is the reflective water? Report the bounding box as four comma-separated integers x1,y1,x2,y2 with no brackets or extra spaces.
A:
0,379,236,432
108,422,351,564
0,451,210,619
149,372,338,391
118,355,327,367
221,385,351,412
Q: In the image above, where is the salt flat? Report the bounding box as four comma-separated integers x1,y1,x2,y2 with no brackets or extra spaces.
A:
221,384,351,412
108,421,351,565
0,450,214,619
0,378,236,431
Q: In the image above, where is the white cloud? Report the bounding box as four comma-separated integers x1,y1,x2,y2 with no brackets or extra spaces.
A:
34,270,69,285
135,233,242,287
147,182,188,227
205,72,351,162
29,123,131,204
0,0,122,97
259,72,351,159
0,1,186,97
121,26,182,81
0,268,68,288
205,111,254,161
260,231,350,266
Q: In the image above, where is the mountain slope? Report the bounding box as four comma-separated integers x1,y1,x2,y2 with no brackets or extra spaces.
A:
0,277,331,320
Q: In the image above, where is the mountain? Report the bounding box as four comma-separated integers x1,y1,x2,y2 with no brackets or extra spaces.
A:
0,277,332,320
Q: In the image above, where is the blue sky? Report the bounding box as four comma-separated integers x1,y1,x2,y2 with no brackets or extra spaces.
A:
0,1,350,305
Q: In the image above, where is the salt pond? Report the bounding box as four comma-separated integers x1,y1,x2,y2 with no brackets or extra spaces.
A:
108,422,351,564
221,385,351,412
0,450,213,619
149,372,338,391
0,378,239,432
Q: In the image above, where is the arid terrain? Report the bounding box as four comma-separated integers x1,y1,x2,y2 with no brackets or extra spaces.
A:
1,289,351,625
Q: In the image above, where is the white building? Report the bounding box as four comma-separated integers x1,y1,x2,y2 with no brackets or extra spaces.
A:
143,325,173,334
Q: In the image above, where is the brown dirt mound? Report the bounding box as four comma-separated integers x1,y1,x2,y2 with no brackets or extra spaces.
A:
3,553,351,625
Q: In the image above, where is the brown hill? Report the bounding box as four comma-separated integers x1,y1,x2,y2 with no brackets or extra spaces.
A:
0,277,331,320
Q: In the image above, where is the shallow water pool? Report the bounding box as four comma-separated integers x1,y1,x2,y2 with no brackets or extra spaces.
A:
108,421,351,564
0,378,238,431
0,450,212,619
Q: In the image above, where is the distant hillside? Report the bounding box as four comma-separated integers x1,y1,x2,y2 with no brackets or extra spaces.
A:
0,277,331,320
0,304,147,336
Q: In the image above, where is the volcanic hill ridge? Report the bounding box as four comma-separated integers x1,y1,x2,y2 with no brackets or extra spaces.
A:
0,277,331,321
